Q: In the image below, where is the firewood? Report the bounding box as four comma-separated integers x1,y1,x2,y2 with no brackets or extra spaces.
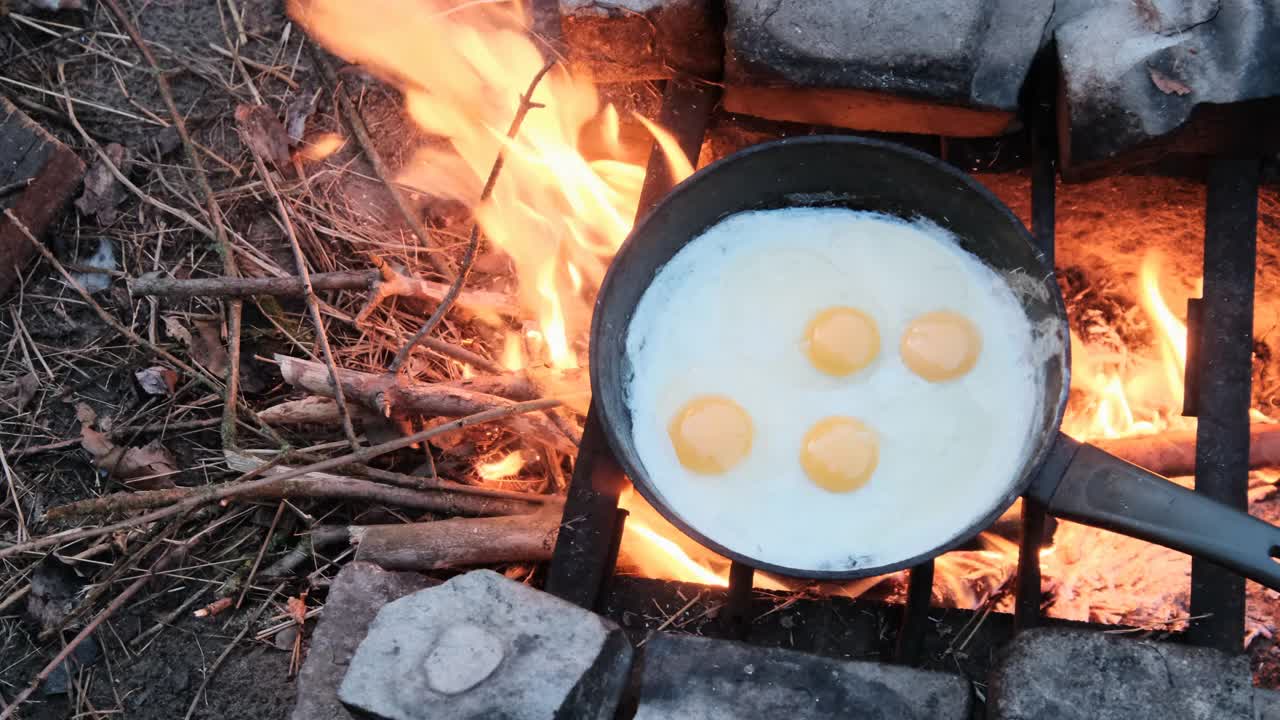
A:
127,269,523,319
347,509,561,571
275,354,577,453
1094,423,1280,477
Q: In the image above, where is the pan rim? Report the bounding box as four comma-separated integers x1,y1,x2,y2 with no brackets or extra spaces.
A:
590,134,1072,581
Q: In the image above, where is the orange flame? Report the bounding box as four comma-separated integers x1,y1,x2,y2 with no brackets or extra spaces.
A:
291,0,688,374
477,451,525,481
1064,252,1195,441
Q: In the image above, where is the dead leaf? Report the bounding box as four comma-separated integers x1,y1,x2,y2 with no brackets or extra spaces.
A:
0,372,39,412
286,592,308,625
1148,66,1192,96
135,366,178,396
27,557,85,632
192,320,229,378
79,416,178,489
74,143,131,224
235,104,291,170
163,315,193,346
74,402,97,425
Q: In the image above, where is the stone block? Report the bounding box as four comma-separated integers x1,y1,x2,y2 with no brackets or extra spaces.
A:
338,569,633,720
291,562,435,720
722,0,1053,135
633,632,971,720
1053,0,1280,170
988,628,1253,720
561,0,722,81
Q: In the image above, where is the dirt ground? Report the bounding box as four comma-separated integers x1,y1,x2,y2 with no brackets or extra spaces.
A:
2,1,1280,718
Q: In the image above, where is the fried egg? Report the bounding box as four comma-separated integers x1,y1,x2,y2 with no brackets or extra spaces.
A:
624,207,1042,573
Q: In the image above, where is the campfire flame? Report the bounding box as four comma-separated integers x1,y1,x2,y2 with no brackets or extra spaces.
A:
293,0,701,575
294,2,1268,610
1063,252,1195,441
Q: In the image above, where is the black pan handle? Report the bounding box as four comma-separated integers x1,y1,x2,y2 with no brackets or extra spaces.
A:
1027,432,1280,591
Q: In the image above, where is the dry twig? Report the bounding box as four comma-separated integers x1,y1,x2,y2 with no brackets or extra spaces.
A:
0,397,562,559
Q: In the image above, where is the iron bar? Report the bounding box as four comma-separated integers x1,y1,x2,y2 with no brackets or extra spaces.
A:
720,561,755,641
634,77,721,217
1015,61,1057,629
1188,155,1260,652
895,561,935,664
546,407,629,609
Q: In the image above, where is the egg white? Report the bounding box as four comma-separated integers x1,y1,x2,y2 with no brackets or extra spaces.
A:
624,207,1042,573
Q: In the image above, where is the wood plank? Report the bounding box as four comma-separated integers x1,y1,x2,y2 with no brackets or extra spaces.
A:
0,94,86,296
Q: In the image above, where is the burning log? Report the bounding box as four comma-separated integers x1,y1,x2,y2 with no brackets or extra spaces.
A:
275,354,577,454
346,510,561,571
1094,423,1280,477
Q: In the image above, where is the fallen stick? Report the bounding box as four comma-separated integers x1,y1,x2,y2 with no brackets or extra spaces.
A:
0,398,562,560
128,270,523,319
276,354,576,453
1094,423,1280,477
348,509,561,571
43,465,548,522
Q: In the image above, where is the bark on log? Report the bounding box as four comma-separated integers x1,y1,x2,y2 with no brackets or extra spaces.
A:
350,510,561,570
275,354,576,453
128,270,523,318
1094,423,1280,478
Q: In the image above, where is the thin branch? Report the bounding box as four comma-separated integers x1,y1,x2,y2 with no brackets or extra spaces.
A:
390,57,557,373
246,148,360,450
308,46,454,279
0,398,562,559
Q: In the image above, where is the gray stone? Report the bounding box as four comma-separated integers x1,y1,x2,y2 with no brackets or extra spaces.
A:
721,0,1053,135
561,0,722,81
1053,0,1280,170
423,624,505,694
989,628,1253,720
633,633,971,720
338,569,633,720
291,562,434,720
1257,688,1280,720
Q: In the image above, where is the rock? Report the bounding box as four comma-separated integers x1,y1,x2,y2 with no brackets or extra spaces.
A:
988,628,1253,720
633,633,970,720
560,0,722,81
339,569,633,720
1053,0,1280,171
1257,688,1280,720
0,96,86,297
722,0,1054,135
290,561,435,720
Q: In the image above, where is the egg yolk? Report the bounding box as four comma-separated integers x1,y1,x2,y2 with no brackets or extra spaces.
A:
800,417,879,492
900,310,982,382
804,306,880,376
668,395,754,475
